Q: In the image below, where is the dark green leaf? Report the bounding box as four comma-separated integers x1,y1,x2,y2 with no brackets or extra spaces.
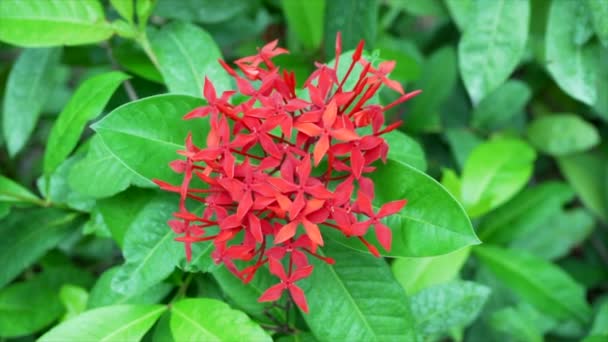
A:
39,304,166,342
394,0,447,17
0,0,114,47
2,48,61,156
472,80,531,131
0,174,41,205
170,298,272,341
458,0,530,103
283,0,325,50
44,71,129,175
444,128,482,170
527,114,599,156
154,0,249,24
324,0,377,58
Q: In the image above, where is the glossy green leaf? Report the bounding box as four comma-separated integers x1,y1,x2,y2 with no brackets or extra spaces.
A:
546,0,599,105
2,48,61,156
0,209,80,288
111,0,134,22
584,301,608,342
283,0,325,50
393,247,470,295
154,0,249,24
39,304,166,342
445,0,472,31
93,94,207,184
44,71,129,175
411,281,490,337
557,151,608,221
474,245,592,325
0,174,41,204
479,181,575,244
301,242,418,340
151,21,231,97
324,0,377,58
587,0,608,47
461,138,536,218
171,298,272,342
59,285,88,321
527,114,599,156
472,80,531,131
327,159,478,257
384,130,427,171
87,267,172,309
458,0,530,103
0,0,113,47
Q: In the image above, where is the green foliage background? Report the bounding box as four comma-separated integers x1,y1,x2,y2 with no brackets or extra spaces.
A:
0,0,607,341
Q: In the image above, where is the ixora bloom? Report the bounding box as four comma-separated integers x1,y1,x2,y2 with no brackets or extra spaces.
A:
155,34,420,313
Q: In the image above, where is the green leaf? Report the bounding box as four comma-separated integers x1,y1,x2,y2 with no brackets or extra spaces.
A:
510,208,595,260
584,301,608,342
171,298,272,342
587,0,608,47
392,247,470,295
0,0,114,47
406,46,457,133
458,0,530,103
384,130,427,171
527,114,599,156
324,0,378,58
0,209,80,288
573,1,594,46
93,94,207,184
39,304,166,342
461,138,536,218
87,267,172,309
411,281,490,337
44,71,129,175
326,160,478,257
472,80,531,131
114,42,164,83
478,181,575,244
301,241,418,340
474,245,592,325
444,0,472,31
150,21,231,97
444,128,482,170
489,306,544,342
111,0,134,22
394,0,447,17
154,0,249,24
59,285,88,321
0,204,9,219
2,48,61,156
0,174,41,204
557,151,608,221
283,0,325,50
546,0,600,105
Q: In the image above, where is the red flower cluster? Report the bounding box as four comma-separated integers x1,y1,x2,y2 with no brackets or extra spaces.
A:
155,34,419,313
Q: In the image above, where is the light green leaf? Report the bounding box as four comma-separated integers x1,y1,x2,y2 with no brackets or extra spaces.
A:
111,0,134,22
458,0,530,103
87,267,172,309
587,0,608,47
171,298,272,342
472,80,531,131
150,21,231,97
527,114,599,156
384,130,427,171
0,209,80,288
0,174,41,204
478,181,575,244
0,0,113,47
440,168,462,199
324,0,377,58
59,285,88,321
546,0,599,105
392,247,470,295
411,281,490,337
93,94,207,184
2,48,61,156
44,71,129,175
326,159,479,257
154,0,249,24
461,138,536,218
39,304,165,342
301,241,418,341
444,0,472,31
283,0,325,50
474,245,592,325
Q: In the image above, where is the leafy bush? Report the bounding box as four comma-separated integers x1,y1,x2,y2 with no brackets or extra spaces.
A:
0,0,607,341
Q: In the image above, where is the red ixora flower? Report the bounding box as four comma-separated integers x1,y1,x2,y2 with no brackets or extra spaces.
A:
154,33,420,313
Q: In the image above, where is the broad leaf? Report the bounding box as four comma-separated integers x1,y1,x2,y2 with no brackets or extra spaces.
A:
384,130,427,171
2,48,61,156
444,128,483,170
283,0,325,50
472,80,531,131
461,138,536,218
527,114,599,156
39,304,166,342
171,298,272,341
110,0,134,22
458,0,530,103
474,245,592,325
301,242,418,340
0,174,41,204
445,0,472,31
324,0,377,58
326,160,478,257
44,71,129,174
150,21,231,97
546,0,600,105
411,281,490,337
489,305,544,342
587,0,608,47
0,0,113,47
154,0,249,24
0,209,80,288
93,94,207,184
39,153,96,212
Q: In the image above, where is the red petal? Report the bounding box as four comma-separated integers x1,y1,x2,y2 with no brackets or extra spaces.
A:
202,77,216,101
295,122,323,137
236,191,253,219
302,220,324,246
289,285,309,313
258,283,286,302
378,199,407,217
313,135,330,166
275,221,298,244
331,128,359,141
268,257,287,280
374,222,392,251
